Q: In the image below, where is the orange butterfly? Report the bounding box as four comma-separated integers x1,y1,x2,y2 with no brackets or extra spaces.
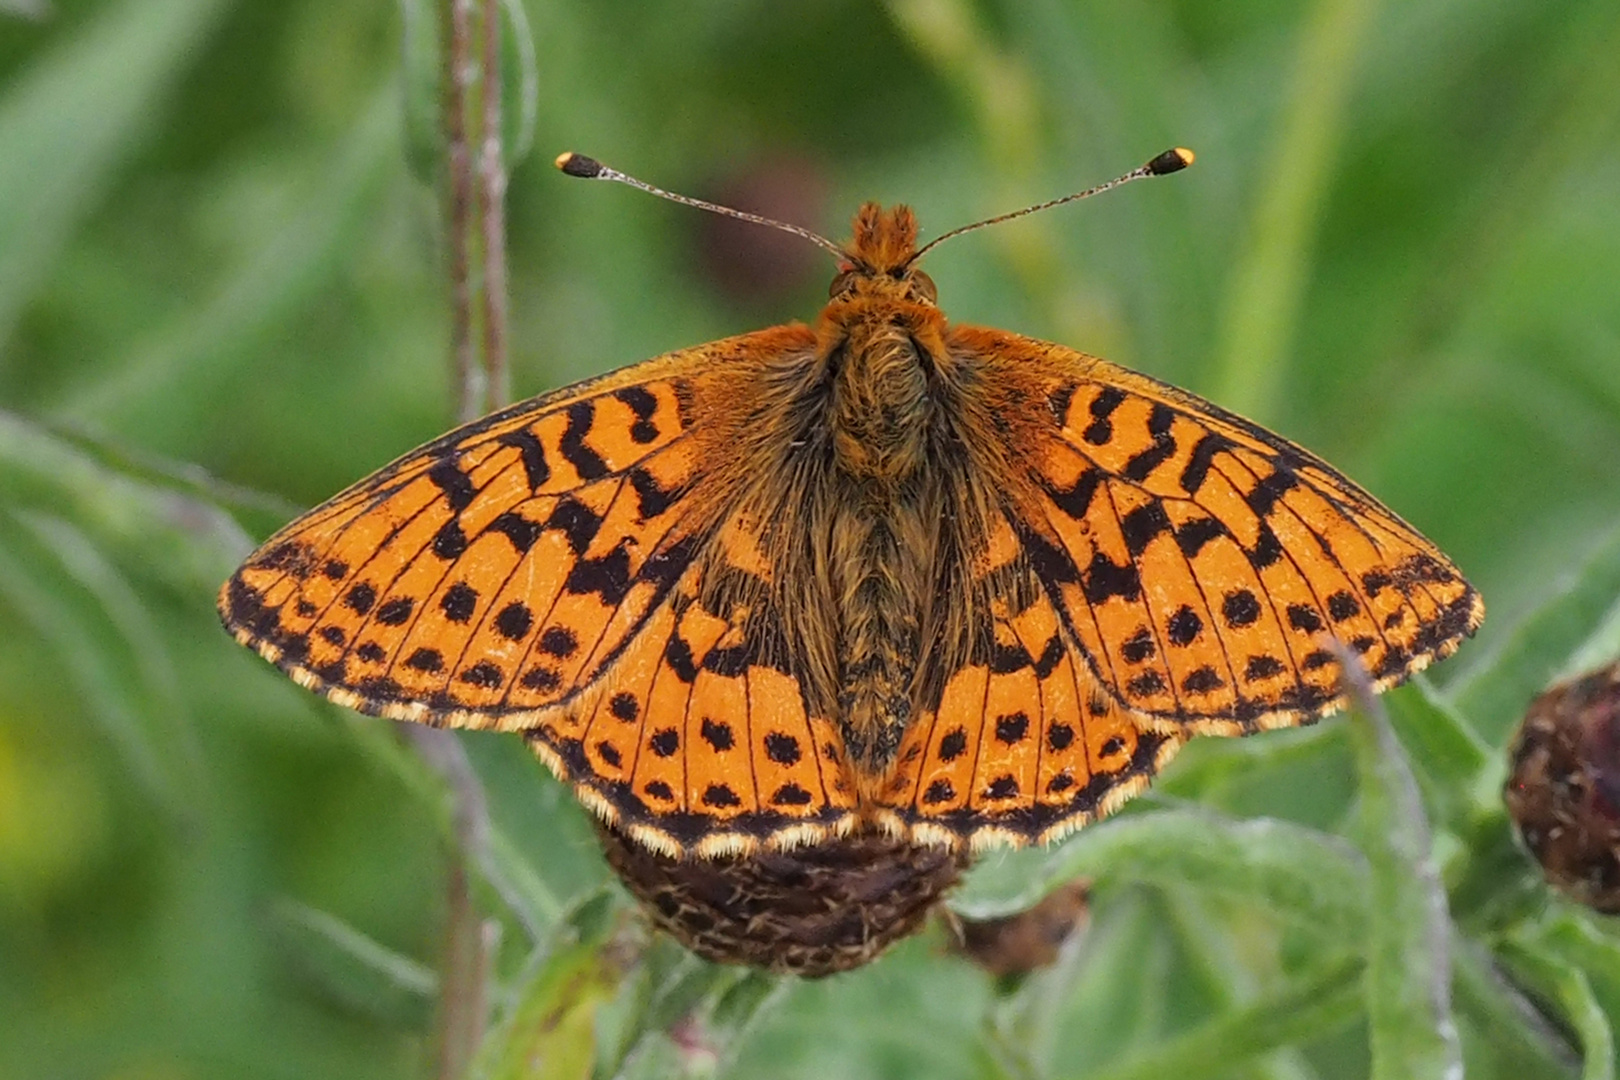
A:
220,148,1480,969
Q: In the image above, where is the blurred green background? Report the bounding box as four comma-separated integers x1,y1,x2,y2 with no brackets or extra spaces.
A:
4,1,1620,1078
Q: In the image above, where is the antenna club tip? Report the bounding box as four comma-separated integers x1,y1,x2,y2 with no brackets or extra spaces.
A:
555,152,603,178
1147,147,1195,176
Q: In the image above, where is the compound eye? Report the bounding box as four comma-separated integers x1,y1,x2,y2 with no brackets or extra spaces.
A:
828,269,857,298
910,270,938,304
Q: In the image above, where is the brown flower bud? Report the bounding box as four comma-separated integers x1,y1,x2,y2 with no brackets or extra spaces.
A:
1504,662,1620,912
946,879,1091,979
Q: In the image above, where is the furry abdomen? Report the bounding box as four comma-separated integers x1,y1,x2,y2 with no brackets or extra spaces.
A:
822,307,957,775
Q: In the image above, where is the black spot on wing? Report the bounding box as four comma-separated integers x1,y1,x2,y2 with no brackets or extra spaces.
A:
1247,524,1284,569
375,597,414,626
765,732,801,765
487,511,541,553
563,545,633,605
1221,590,1261,628
1166,605,1203,646
545,498,602,557
427,460,475,511
1044,468,1103,519
614,386,661,445
1175,516,1227,557
700,718,734,751
1245,468,1297,518
432,520,469,560
1179,431,1233,495
539,626,578,658
1121,404,1177,481
1082,386,1127,445
1083,552,1141,604
441,582,479,623
496,427,550,490
1121,628,1156,664
1121,501,1173,557
346,582,377,615
991,640,1033,675
702,783,741,808
629,467,681,519
559,402,609,480
995,713,1029,743
771,783,812,807
1287,604,1323,633
1032,634,1064,678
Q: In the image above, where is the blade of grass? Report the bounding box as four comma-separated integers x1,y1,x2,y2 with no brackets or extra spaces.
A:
1211,0,1383,421
270,898,439,1030
0,512,186,817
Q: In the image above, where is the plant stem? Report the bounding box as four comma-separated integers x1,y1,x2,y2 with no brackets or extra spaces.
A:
420,0,517,1073
477,0,509,411
442,0,480,423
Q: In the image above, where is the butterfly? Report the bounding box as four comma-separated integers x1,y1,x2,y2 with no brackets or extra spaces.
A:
219,147,1482,869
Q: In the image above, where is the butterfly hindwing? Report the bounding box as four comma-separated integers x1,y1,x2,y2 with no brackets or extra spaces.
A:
955,326,1483,735
873,564,1184,849
221,327,858,854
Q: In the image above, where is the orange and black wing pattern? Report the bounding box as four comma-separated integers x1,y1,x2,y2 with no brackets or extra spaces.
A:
872,509,1185,850
956,326,1482,738
220,329,858,857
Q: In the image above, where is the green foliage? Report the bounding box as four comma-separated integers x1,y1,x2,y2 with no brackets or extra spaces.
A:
3,1,1620,1077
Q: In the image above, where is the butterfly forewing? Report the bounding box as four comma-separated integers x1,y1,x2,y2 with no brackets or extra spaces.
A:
955,326,1482,735
220,330,860,856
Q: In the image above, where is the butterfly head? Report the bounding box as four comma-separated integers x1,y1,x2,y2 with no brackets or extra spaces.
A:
829,203,939,306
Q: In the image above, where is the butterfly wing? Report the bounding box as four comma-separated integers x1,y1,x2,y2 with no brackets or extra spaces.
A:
872,516,1185,849
954,325,1482,736
220,326,858,856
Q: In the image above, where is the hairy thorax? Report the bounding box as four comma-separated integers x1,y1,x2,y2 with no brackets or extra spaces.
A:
818,284,955,779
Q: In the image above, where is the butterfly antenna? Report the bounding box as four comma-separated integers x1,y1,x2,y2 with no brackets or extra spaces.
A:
909,147,1194,264
556,152,847,260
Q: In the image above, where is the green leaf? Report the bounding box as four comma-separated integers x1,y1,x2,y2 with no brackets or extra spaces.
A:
0,510,197,816
1348,696,1463,1079
1449,520,1620,746
0,408,253,592
471,915,622,1080
0,0,230,347
1062,956,1365,1080
269,899,437,1030
1451,935,1580,1080
956,809,1368,944
1497,937,1616,1080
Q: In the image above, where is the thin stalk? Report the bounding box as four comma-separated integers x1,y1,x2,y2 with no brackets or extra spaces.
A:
442,0,480,422
421,0,513,1074
477,0,509,409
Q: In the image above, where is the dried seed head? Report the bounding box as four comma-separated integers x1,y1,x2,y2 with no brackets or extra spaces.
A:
1504,661,1620,912
946,878,1091,980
